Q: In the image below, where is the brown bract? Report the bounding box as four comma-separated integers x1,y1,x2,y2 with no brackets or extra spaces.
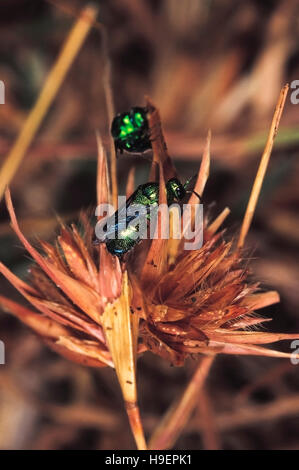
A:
0,191,121,369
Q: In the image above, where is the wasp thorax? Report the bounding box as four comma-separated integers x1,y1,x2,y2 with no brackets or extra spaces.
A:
111,106,152,153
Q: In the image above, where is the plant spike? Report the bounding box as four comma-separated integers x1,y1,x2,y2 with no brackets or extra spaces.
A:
238,84,289,249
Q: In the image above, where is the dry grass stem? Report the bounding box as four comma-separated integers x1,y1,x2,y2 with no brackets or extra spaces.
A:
206,207,231,236
196,387,220,450
96,132,110,209
238,84,289,248
0,4,98,200
102,28,118,208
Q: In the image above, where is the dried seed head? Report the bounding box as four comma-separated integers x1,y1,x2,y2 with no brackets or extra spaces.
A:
0,91,299,451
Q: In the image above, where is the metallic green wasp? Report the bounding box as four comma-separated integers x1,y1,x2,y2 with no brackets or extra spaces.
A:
94,178,200,257
111,106,151,153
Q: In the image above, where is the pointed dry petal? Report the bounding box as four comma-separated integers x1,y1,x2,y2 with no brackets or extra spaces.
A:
206,207,230,237
46,338,109,368
146,97,177,181
57,335,113,368
227,316,272,329
0,261,100,335
58,228,93,285
39,240,68,273
101,271,146,449
166,206,183,265
96,132,110,210
40,262,104,323
31,297,105,343
0,261,38,296
98,244,122,303
141,162,168,285
209,340,299,359
242,291,280,310
188,129,211,204
206,329,299,345
71,224,99,291
0,294,69,339
5,188,104,322
167,131,211,263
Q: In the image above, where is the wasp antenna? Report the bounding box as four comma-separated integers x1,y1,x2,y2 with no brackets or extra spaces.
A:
186,190,202,202
184,179,191,189
192,190,202,202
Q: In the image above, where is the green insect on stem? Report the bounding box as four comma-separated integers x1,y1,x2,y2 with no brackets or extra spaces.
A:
111,107,152,153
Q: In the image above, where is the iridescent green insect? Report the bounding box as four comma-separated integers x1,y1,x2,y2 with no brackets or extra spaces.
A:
111,106,151,153
94,178,199,258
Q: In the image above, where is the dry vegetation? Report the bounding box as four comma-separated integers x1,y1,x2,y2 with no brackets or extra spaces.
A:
0,0,299,450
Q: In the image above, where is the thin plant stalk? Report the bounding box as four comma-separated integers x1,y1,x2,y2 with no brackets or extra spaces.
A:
196,387,220,450
206,207,230,236
46,0,103,32
0,4,98,201
126,403,147,451
102,28,118,208
238,84,289,249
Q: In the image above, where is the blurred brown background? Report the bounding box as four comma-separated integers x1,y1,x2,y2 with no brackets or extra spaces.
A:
0,0,299,450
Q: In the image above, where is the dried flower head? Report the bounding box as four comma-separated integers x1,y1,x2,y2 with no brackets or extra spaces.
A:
1,86,298,450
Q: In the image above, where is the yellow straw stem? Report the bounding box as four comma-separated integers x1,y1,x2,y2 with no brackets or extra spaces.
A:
102,29,118,208
0,4,98,201
206,207,230,236
237,84,289,249
126,402,147,450
101,271,146,449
